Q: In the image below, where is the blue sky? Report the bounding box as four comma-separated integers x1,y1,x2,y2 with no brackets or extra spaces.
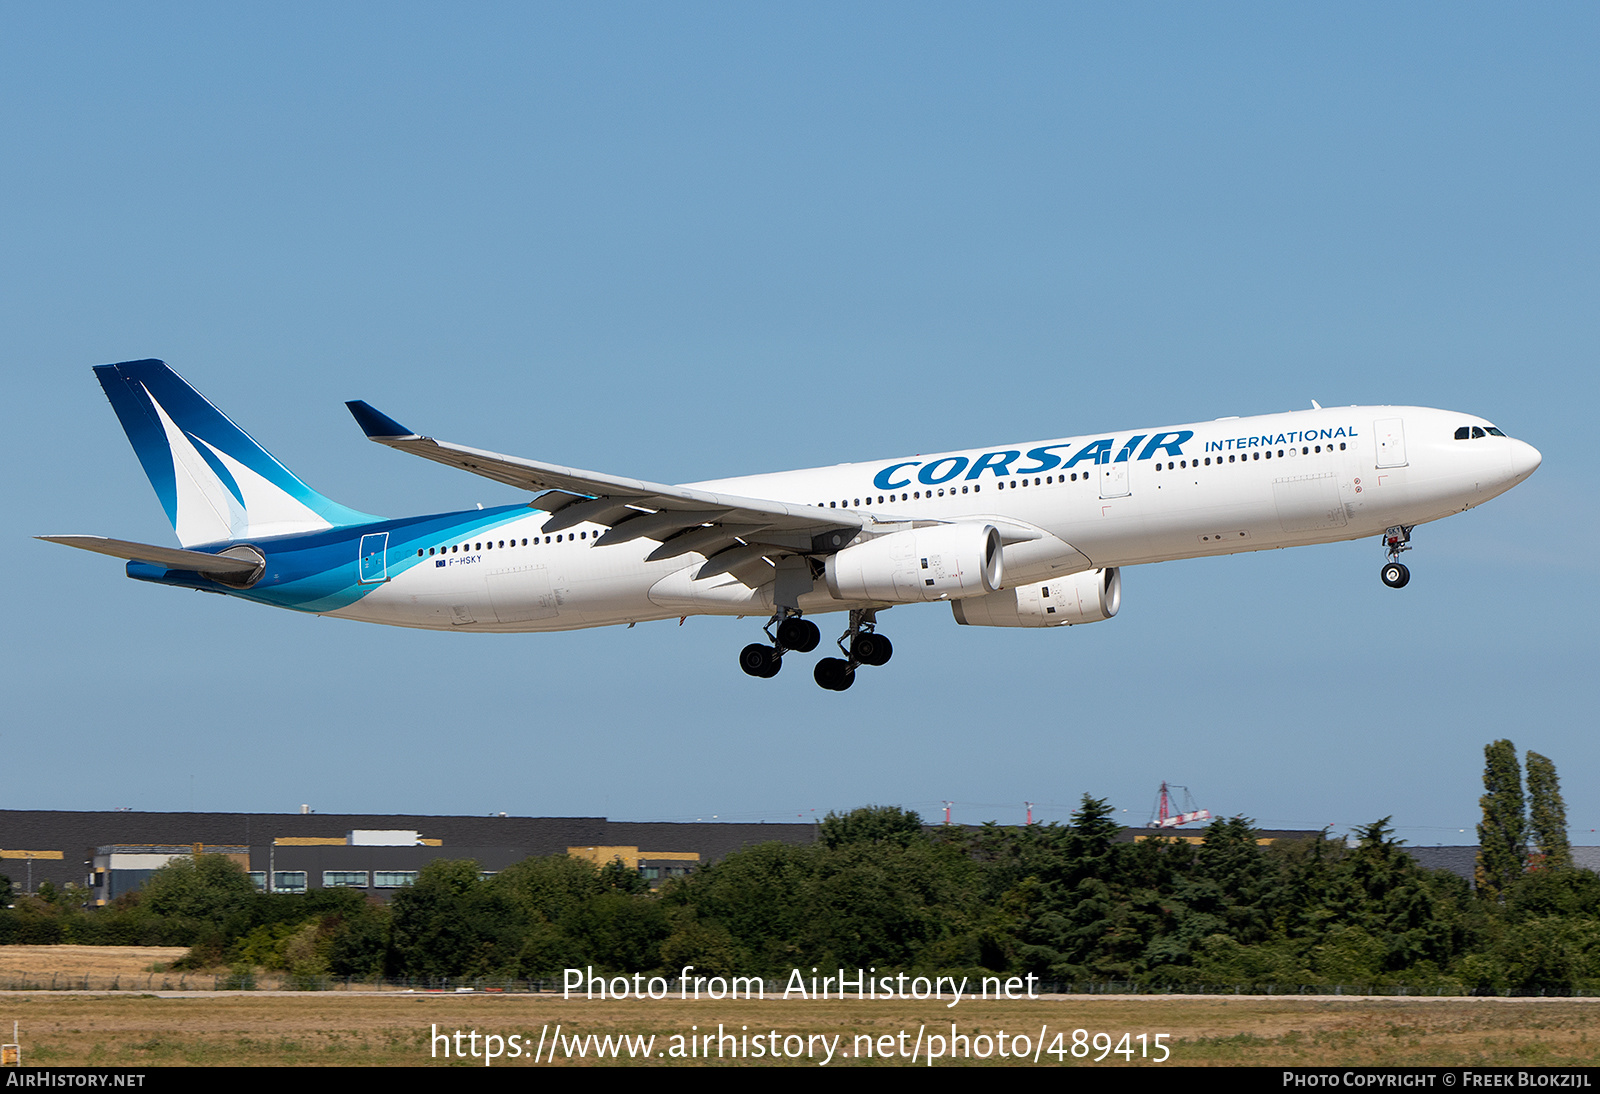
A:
4,5,1594,844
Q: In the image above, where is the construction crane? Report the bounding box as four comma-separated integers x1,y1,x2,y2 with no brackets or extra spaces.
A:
1148,782,1212,828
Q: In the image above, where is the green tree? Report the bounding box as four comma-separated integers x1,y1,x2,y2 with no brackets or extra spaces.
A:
141,854,259,927
388,859,525,979
819,805,924,850
1525,751,1572,871
1474,739,1525,900
1192,816,1277,943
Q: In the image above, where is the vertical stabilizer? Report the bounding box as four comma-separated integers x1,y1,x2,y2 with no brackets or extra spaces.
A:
94,359,378,547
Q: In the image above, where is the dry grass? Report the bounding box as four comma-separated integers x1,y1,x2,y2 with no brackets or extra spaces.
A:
0,992,1591,1067
0,946,190,979
0,950,1589,1066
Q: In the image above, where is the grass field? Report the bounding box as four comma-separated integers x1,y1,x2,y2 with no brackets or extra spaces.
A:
0,993,1592,1067
0,949,1592,1067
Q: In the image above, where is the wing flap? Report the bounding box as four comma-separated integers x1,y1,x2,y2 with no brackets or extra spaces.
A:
645,524,769,563
593,509,731,546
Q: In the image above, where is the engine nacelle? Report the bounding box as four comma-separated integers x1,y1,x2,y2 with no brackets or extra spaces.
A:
825,523,1003,603
951,567,1120,627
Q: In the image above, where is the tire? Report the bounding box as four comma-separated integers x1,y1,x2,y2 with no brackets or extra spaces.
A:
851,632,893,666
1381,562,1410,589
739,643,781,678
814,657,854,691
777,617,820,653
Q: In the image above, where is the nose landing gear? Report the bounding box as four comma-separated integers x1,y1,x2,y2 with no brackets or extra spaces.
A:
1380,525,1413,589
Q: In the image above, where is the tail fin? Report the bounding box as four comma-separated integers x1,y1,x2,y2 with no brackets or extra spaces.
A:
94,359,378,547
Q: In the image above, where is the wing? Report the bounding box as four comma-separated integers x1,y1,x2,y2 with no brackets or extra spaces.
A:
345,401,867,589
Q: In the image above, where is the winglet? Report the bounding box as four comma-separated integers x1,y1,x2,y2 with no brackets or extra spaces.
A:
345,400,418,440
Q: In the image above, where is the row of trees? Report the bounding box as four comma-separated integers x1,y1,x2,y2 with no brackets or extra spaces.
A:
1477,739,1572,898
1,795,1592,994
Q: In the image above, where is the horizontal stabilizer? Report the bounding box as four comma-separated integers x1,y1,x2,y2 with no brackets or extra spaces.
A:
37,535,263,579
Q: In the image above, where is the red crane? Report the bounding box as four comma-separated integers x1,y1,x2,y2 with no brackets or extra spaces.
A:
1148,782,1212,828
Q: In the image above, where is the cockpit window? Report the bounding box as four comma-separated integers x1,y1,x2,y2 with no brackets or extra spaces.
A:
1486,426,1506,436
1455,426,1471,439
1471,426,1486,439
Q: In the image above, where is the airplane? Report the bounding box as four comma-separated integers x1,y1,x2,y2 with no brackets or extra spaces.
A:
41,359,1541,691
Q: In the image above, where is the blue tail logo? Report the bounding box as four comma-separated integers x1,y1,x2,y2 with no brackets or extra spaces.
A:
95,359,377,547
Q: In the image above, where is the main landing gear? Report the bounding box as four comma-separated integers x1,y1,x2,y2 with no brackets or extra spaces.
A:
738,608,892,691
738,610,820,680
1380,525,1413,589
813,609,893,692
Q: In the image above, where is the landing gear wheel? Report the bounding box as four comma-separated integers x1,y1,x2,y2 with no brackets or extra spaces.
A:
776,617,820,653
739,643,782,678
814,657,855,691
850,632,893,667
1380,525,1414,588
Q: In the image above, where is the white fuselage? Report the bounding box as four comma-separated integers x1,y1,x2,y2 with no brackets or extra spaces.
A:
333,405,1539,633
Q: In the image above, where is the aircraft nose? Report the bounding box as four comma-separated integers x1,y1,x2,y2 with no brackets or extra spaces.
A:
1509,438,1541,481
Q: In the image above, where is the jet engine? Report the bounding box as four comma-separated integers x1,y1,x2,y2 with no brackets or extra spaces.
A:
951,567,1120,627
824,523,1003,603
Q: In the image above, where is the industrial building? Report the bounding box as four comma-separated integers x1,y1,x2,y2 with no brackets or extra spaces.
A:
0,810,814,903
1,809,1586,903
